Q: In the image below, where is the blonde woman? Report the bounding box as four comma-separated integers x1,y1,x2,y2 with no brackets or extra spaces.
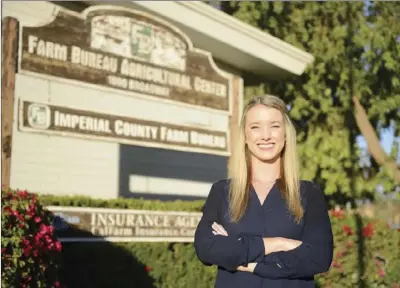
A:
194,95,333,288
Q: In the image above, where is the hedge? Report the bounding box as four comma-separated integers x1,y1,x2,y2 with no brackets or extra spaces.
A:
38,194,205,212
2,189,400,288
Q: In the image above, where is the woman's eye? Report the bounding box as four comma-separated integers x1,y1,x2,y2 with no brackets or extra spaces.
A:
250,126,259,130
272,125,280,128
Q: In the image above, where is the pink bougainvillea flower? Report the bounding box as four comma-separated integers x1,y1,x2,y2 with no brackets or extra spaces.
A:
23,246,32,257
378,268,385,278
362,223,374,238
17,190,28,199
343,225,353,235
54,241,62,252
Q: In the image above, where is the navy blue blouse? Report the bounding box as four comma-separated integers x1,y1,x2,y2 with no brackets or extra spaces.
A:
194,179,333,288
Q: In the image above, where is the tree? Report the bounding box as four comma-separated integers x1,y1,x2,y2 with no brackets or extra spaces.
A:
220,1,400,200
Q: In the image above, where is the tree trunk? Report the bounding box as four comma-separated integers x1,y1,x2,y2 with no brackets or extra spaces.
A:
353,96,400,183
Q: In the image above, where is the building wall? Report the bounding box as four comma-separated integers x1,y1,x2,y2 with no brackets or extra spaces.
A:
3,1,237,200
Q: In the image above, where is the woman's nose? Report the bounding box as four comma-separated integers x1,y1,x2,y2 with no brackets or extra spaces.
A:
261,127,271,139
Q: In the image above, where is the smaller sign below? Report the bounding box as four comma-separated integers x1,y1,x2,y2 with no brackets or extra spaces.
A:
19,101,229,156
48,206,202,242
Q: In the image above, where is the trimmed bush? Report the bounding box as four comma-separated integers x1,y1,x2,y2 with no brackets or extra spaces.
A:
38,194,205,212
1,188,63,288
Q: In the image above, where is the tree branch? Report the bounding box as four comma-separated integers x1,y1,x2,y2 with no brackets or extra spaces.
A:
353,96,400,183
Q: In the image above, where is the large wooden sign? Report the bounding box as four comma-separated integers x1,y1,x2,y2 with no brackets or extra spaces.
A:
48,206,202,242
18,100,228,155
19,6,232,111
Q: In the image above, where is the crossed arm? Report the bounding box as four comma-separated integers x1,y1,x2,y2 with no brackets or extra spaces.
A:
193,181,334,279
211,222,302,273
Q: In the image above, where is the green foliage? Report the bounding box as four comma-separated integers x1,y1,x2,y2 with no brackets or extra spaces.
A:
318,209,400,287
1,188,63,288
39,194,400,287
221,2,400,198
361,2,400,130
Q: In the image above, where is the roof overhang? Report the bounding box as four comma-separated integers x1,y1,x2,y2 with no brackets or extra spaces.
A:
85,1,314,79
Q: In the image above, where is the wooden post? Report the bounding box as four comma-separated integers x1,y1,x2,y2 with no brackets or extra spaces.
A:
2,17,19,188
228,76,242,171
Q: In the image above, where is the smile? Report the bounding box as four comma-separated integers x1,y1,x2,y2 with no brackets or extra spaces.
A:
257,143,275,150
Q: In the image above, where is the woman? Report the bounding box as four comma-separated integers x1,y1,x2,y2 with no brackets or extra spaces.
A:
194,95,333,288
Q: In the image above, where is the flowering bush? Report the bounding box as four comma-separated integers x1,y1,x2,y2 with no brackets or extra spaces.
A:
1,187,63,288
316,208,400,287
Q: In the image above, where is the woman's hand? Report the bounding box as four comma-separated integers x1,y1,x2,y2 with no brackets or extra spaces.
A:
212,223,258,273
212,222,228,236
237,263,257,273
263,237,302,255
281,238,302,251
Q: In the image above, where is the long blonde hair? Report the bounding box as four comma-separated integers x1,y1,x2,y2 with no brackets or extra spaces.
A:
228,95,304,223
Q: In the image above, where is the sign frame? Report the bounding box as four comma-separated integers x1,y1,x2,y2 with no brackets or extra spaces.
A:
47,206,202,243
17,5,234,115
18,100,231,156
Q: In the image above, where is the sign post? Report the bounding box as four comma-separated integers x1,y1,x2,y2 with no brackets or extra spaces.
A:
1,17,19,188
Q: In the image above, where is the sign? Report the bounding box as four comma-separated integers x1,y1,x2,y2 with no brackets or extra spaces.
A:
19,101,229,155
19,6,232,111
48,206,202,242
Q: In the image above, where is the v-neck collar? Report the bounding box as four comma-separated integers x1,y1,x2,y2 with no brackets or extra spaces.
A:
250,180,278,207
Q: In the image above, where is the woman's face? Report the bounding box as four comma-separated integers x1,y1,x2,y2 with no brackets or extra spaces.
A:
244,104,286,162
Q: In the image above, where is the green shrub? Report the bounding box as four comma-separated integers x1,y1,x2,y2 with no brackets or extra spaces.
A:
5,192,400,287
1,188,63,288
38,194,205,212
316,209,400,287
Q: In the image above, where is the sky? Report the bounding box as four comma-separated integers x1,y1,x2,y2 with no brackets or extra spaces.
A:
357,124,400,164
380,128,399,156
